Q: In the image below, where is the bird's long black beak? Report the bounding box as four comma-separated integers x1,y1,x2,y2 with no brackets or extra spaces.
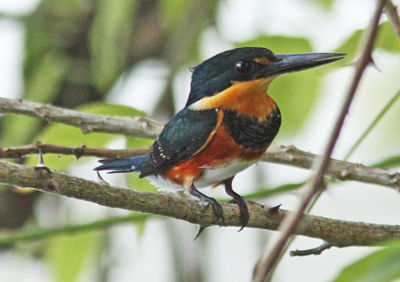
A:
256,53,345,78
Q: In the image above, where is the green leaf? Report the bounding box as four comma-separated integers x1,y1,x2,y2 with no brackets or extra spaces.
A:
317,0,335,10
77,102,144,117
46,231,99,282
159,0,196,31
335,21,400,65
23,0,89,82
236,35,313,54
334,241,400,282
0,53,70,146
236,35,322,136
270,69,320,136
26,103,145,171
373,155,400,169
25,53,70,102
377,21,400,53
159,0,218,65
89,0,137,92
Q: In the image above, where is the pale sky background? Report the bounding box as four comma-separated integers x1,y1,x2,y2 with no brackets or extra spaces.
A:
1,0,400,282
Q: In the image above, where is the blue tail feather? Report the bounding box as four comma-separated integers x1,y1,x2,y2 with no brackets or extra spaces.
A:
95,154,148,174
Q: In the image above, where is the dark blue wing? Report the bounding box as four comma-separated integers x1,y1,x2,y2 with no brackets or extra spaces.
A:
139,108,218,177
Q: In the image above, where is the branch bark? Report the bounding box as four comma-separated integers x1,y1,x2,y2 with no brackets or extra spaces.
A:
2,143,399,192
263,146,400,191
2,98,400,192
289,242,333,257
0,142,150,159
0,98,164,139
0,160,399,247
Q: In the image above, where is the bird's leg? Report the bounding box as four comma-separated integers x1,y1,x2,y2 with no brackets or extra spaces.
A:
224,177,249,231
189,183,224,223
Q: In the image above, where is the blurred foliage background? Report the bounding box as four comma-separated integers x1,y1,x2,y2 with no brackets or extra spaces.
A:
0,0,400,281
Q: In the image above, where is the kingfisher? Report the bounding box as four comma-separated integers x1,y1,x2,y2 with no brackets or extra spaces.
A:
96,47,344,230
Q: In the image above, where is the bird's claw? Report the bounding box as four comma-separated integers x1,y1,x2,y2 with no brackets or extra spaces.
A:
194,225,209,240
209,198,224,224
188,183,225,227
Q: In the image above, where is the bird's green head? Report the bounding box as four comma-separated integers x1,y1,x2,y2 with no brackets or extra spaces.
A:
186,47,345,106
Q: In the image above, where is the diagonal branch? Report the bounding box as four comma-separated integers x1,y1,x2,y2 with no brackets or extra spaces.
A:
1,143,400,192
385,1,400,42
0,97,164,139
267,88,400,279
0,159,400,247
252,1,388,281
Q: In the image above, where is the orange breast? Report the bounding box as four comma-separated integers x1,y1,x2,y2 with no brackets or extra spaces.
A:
189,78,277,120
163,125,267,187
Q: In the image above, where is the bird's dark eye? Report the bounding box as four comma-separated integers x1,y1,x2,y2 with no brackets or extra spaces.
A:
235,61,252,74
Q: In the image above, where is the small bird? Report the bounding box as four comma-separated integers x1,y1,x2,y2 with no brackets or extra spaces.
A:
96,47,344,230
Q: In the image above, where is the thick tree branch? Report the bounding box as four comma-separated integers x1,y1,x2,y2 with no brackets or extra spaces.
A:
0,160,399,247
1,143,400,192
0,98,164,139
252,1,388,281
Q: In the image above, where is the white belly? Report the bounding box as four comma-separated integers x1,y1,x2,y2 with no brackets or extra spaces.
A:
147,159,256,192
147,174,184,192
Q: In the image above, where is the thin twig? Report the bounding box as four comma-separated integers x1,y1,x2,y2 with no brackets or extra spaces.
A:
0,160,400,247
263,146,400,191
252,1,388,281
0,141,150,159
290,242,333,257
0,98,164,139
